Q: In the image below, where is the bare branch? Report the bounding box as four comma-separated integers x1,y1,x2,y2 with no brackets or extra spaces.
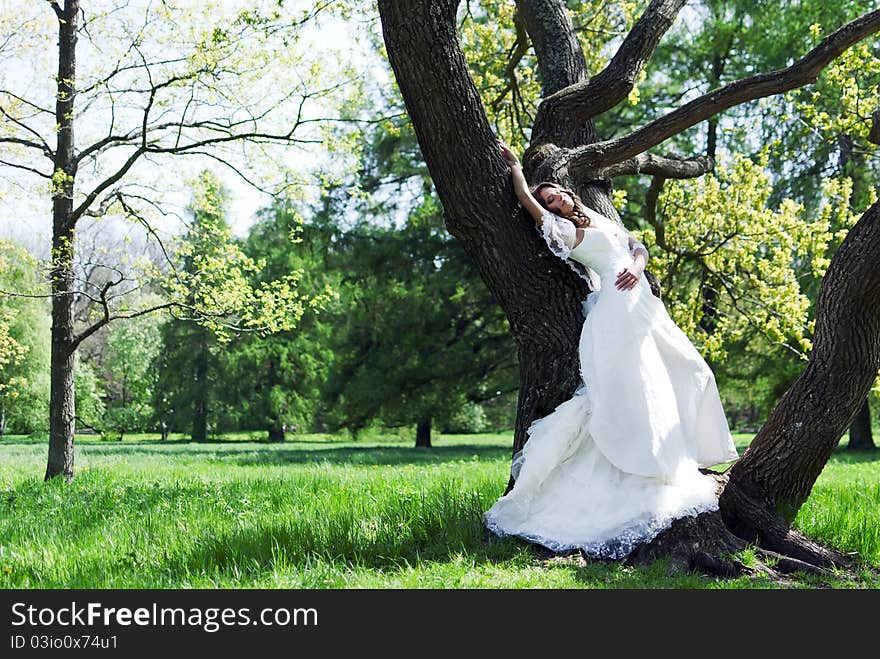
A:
0,137,53,158
71,147,146,222
48,1,62,19
113,192,182,281
597,153,714,179
75,56,190,98
0,105,54,157
0,89,54,116
74,299,176,349
568,8,880,173
0,158,52,178
532,0,686,143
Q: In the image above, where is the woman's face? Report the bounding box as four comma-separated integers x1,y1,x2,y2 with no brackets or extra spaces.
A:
538,186,574,217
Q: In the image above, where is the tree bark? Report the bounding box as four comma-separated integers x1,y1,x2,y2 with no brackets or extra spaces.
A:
847,397,875,450
415,418,432,448
46,0,80,482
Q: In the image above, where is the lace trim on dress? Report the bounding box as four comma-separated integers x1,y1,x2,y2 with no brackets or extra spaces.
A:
483,498,719,560
539,209,576,257
538,210,601,296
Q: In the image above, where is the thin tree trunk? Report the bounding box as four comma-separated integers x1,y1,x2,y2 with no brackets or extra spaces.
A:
415,418,432,448
847,397,875,450
192,336,209,442
46,0,80,482
268,423,285,442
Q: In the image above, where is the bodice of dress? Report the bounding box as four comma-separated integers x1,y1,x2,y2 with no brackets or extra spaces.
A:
539,208,648,283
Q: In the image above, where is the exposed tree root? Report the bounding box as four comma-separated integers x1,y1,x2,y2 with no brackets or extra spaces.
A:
517,471,863,585
719,476,853,570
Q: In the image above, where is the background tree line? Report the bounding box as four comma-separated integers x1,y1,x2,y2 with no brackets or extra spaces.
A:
1,0,877,453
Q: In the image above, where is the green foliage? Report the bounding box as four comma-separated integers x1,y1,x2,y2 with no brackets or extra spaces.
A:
317,188,517,438
159,171,324,341
637,153,860,362
216,203,338,438
101,311,164,438
0,240,50,435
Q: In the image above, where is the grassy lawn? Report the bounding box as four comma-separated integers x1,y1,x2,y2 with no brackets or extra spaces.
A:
0,431,878,589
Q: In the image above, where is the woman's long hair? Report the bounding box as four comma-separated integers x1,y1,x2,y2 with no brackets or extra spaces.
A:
530,182,592,228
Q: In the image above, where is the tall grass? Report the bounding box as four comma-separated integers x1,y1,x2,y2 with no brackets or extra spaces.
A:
0,432,877,588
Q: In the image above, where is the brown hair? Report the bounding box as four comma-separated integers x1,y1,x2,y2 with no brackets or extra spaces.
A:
530,182,592,228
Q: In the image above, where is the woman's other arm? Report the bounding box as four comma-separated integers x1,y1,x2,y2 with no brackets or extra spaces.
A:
615,233,648,290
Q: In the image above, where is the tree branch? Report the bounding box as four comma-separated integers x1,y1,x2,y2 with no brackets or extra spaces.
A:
597,153,714,179
532,0,686,143
71,276,120,349
567,8,880,173
0,105,54,157
73,299,176,349
71,147,146,222
0,137,53,158
0,158,51,178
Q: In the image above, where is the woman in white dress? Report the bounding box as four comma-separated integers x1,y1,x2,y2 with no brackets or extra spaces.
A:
485,140,740,559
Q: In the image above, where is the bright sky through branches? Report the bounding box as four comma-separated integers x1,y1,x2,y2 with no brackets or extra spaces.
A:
0,0,372,257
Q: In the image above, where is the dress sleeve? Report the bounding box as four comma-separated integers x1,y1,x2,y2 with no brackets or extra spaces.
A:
627,231,649,262
539,209,577,259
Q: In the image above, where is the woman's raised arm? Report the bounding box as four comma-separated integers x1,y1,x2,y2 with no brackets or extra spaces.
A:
497,139,545,224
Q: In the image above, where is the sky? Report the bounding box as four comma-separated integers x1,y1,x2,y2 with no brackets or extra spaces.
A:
0,1,380,257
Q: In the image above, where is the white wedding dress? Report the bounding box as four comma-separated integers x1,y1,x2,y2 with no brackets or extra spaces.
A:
484,208,739,559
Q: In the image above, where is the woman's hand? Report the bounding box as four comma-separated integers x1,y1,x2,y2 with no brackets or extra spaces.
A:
616,256,645,291
496,138,520,169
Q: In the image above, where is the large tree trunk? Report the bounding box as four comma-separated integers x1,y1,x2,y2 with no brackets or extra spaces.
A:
847,398,875,450
46,0,80,482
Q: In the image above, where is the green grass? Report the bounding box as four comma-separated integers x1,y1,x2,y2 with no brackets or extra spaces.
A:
0,431,877,589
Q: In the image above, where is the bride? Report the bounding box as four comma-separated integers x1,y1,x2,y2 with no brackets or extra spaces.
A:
485,140,740,559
